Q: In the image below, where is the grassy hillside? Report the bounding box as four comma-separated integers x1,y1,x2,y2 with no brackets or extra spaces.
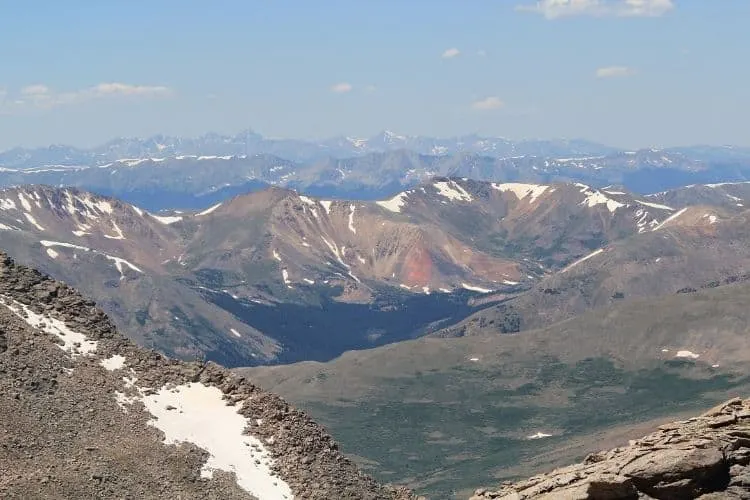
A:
241,281,750,497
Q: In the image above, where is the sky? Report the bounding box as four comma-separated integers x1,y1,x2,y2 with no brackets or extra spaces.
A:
0,0,748,150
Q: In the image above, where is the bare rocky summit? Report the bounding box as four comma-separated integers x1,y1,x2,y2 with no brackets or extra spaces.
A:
471,398,750,499
0,251,417,499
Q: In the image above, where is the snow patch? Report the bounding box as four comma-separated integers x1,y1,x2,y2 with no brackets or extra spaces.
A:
637,200,674,211
230,328,241,338
24,212,45,230
40,240,90,251
562,248,604,273
348,204,357,234
104,220,125,240
492,183,548,203
320,200,333,215
675,350,700,359
281,269,292,287
434,180,473,202
17,192,32,211
527,432,553,440
45,248,59,259
100,355,126,371
150,214,183,224
136,383,294,499
461,283,494,293
376,192,408,213
196,203,222,216
1,297,98,356
578,185,624,213
0,198,17,210
105,255,143,279
653,207,688,231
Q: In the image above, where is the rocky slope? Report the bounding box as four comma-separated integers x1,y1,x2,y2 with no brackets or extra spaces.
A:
471,398,750,499
0,251,416,499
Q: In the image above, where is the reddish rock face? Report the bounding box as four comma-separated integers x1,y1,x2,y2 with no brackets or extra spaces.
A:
402,244,433,287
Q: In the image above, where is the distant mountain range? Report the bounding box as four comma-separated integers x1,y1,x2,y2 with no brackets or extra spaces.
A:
3,132,750,212
0,130,625,167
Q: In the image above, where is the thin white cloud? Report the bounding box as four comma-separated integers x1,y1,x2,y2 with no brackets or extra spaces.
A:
21,84,51,96
471,96,505,111
442,48,461,59
363,85,377,93
90,82,171,97
596,66,637,78
330,82,353,93
477,49,487,57
0,82,173,112
517,0,674,19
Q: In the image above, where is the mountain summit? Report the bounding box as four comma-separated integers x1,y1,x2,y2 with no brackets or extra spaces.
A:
0,252,416,499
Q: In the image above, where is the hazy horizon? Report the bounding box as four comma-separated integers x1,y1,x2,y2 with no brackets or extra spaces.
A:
2,1,748,150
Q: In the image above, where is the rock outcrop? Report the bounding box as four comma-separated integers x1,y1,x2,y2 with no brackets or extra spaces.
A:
471,398,750,499
0,251,416,499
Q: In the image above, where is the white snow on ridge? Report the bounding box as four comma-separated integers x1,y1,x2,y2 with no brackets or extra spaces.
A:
492,183,549,203
104,221,126,240
40,240,90,251
527,432,553,440
105,255,143,278
675,350,700,359
136,383,294,500
637,200,674,211
376,192,409,213
230,328,242,338
150,214,183,224
348,204,357,234
434,180,473,202
24,212,45,231
17,192,33,211
320,236,360,282
562,248,605,273
46,248,59,259
0,297,98,356
196,203,222,216
461,283,494,293
653,207,688,231
577,185,624,213
0,198,17,210
320,200,333,215
298,195,316,206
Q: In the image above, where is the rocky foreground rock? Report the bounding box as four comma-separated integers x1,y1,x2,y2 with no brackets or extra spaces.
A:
0,251,417,499
471,398,750,499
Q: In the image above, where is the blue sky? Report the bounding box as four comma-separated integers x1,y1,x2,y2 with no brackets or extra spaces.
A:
0,0,748,150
